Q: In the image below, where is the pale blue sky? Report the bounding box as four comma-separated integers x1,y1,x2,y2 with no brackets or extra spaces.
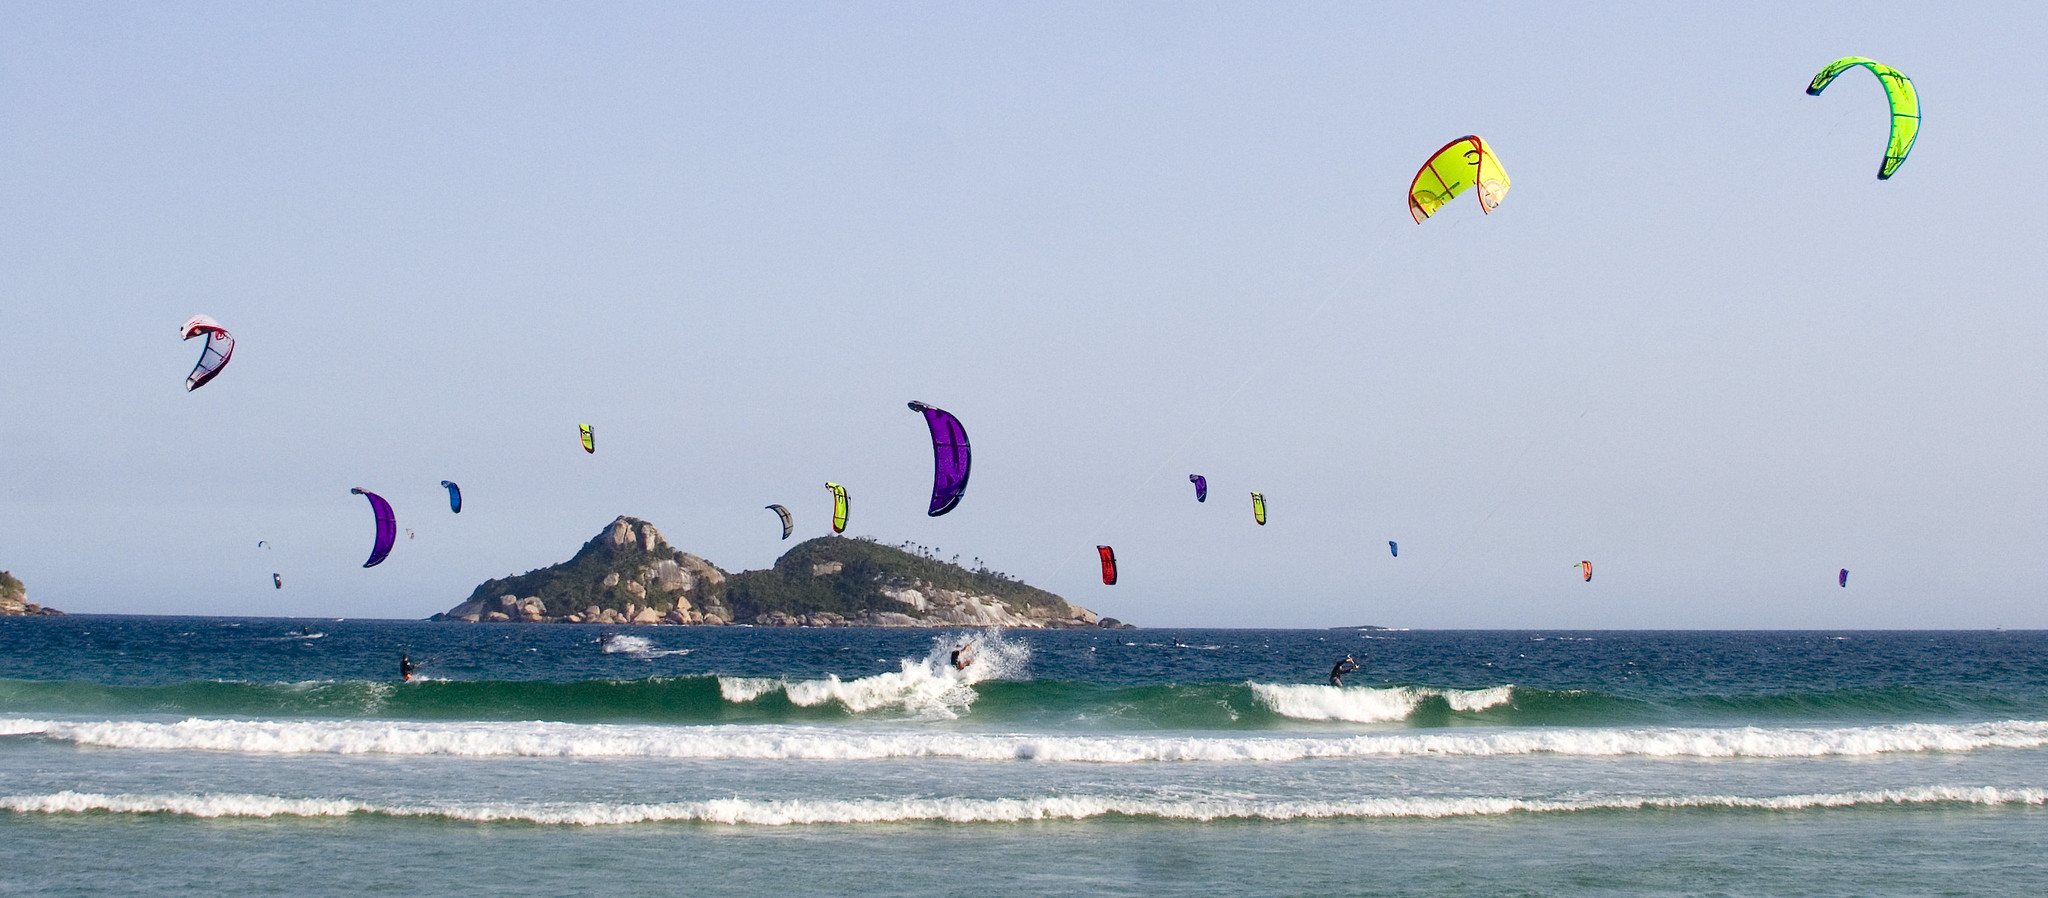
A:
3,2,2043,627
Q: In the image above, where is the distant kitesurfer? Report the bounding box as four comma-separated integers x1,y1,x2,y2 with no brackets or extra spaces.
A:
300,626,310,636
1329,654,1359,687
400,654,416,682
950,642,975,671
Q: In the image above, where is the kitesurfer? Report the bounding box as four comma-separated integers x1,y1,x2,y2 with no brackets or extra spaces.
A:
399,654,416,682
950,642,975,671
1329,655,1359,687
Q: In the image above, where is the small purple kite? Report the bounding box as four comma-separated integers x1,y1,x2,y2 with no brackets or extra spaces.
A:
1189,474,1207,502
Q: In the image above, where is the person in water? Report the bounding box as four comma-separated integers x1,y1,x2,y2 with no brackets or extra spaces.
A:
399,654,416,682
950,642,975,671
1329,654,1359,687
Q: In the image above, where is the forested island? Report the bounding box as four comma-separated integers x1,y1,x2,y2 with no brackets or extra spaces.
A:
435,516,1127,628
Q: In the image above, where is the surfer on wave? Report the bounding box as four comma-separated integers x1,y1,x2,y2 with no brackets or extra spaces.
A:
1329,654,1358,687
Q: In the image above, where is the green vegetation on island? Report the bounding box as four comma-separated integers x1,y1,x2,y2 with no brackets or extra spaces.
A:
438,516,1118,628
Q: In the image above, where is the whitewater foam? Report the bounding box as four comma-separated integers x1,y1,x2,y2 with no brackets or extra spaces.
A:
599,635,691,658
9,717,2048,762
716,629,1029,718
5,785,2042,826
1250,683,1517,722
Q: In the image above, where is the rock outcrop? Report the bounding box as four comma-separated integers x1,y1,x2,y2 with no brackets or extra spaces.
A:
0,570,60,616
437,517,734,625
436,517,1118,628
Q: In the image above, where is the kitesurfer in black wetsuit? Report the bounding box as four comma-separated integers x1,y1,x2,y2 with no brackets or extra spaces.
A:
1329,655,1359,687
950,642,974,671
400,654,416,682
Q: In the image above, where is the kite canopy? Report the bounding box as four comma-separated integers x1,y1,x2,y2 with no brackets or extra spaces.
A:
1389,541,1398,557
441,481,462,514
766,504,793,540
1839,568,1850,588
1097,546,1118,585
179,315,235,391
1189,475,1207,503
272,573,281,589
1250,492,1267,526
1578,560,1593,582
1408,136,1510,223
907,401,971,516
1806,57,1919,179
579,424,595,454
351,488,396,568
825,482,849,534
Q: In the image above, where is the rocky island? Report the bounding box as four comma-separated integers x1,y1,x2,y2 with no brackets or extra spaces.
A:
0,570,61,616
436,516,1127,629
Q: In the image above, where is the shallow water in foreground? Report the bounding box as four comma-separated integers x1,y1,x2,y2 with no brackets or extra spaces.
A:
2,617,2044,895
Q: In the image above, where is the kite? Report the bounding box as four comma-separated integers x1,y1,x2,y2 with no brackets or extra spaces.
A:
579,424,595,454
1839,568,1850,588
180,315,235,391
1389,541,1398,557
351,488,397,568
1189,475,1207,503
825,482,849,534
272,573,282,589
1408,136,1510,223
907,401,971,516
440,481,462,514
766,504,793,540
406,529,415,540
1097,545,1118,585
1578,560,1593,582
257,541,268,548
1250,492,1267,526
1806,57,1919,179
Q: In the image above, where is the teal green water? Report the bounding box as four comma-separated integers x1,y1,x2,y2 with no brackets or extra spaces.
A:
3,617,2046,895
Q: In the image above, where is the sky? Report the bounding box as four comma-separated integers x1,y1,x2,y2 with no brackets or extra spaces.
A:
3,2,2044,628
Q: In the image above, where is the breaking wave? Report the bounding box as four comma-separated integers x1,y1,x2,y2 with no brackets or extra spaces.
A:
4,786,2043,826
7,717,2048,762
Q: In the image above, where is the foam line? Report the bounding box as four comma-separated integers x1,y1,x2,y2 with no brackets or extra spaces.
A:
3,786,2043,826
7,717,2048,761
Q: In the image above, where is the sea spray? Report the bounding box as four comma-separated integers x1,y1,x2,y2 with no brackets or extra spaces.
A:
719,629,1030,719
599,634,692,658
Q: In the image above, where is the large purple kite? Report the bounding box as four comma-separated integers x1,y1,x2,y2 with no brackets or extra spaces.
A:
907,401,971,516
351,488,397,568
1189,474,1207,502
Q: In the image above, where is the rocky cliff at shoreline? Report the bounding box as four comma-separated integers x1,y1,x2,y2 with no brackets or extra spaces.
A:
436,516,1124,628
0,570,61,616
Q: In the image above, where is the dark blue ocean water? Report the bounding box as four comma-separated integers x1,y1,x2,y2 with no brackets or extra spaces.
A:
3,617,2046,896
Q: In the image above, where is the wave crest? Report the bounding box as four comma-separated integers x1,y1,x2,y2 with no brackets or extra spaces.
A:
5,786,2043,826
9,717,2048,762
1250,683,1516,722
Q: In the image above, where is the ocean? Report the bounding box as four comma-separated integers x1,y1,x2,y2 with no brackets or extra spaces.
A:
1,618,2044,896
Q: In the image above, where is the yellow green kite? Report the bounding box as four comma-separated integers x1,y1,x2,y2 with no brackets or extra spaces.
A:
1806,57,1919,180
1408,136,1510,223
